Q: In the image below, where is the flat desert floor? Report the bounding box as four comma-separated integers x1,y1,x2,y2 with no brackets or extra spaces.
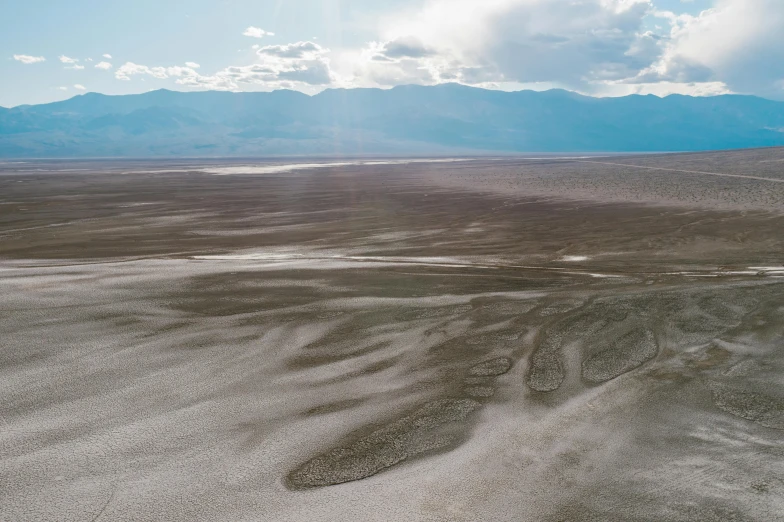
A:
2,149,784,521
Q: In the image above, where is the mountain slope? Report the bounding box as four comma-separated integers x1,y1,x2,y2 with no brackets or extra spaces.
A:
2,84,784,157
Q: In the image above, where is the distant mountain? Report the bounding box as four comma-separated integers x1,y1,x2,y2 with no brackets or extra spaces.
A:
3,84,784,157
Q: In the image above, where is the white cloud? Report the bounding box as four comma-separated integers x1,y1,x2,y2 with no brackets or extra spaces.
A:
173,74,231,91
165,65,201,78
166,42,335,91
57,86,68,91
332,0,763,98
377,36,437,59
350,0,656,88
633,0,784,98
88,1,784,100
13,54,45,64
348,1,649,90
9,2,784,101
600,80,731,97
115,62,169,80
176,60,333,90
59,55,84,70
257,41,323,59
74,84,86,91
243,26,275,38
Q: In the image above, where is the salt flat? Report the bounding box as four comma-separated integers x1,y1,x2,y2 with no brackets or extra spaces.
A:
1,148,784,521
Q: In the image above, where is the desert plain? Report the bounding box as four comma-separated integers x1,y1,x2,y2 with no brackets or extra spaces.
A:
1,148,784,521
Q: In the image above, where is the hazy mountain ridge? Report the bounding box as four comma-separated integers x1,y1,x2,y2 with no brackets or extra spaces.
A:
3,84,784,157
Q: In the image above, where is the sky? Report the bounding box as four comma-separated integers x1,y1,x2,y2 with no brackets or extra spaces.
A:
3,0,783,107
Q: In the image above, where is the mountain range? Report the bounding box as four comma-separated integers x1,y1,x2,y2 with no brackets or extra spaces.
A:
3,83,784,157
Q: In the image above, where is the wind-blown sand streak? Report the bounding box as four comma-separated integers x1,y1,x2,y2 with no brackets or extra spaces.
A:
2,148,784,521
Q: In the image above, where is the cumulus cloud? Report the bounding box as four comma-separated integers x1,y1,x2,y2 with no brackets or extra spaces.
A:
600,79,731,97
376,36,437,59
632,0,784,98
111,54,333,90
175,64,266,90
14,54,46,64
165,65,202,78
11,1,783,100
59,55,84,70
276,60,333,84
177,62,333,91
91,1,784,99
243,26,274,38
74,84,86,91
336,0,781,97
115,62,169,80
347,0,661,89
140,41,336,91
94,0,757,98
256,41,323,59
114,62,203,83
168,41,337,87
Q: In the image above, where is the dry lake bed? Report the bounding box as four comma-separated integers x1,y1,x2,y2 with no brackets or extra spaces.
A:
2,149,784,521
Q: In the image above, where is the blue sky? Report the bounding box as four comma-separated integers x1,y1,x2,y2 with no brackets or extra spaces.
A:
3,0,781,107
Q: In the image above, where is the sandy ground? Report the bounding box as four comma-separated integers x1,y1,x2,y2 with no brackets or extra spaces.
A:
1,148,784,521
